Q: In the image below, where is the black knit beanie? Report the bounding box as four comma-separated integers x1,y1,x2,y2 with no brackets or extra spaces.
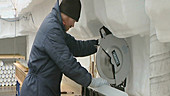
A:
59,0,81,22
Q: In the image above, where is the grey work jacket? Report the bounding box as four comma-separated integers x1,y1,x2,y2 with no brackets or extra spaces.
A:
20,0,98,96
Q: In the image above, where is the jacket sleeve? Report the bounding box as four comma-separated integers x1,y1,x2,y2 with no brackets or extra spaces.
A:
65,33,98,57
43,29,92,87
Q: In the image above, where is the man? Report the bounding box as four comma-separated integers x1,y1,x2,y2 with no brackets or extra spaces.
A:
21,0,107,96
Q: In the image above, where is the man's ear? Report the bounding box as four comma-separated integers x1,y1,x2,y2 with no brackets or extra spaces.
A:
63,21,66,25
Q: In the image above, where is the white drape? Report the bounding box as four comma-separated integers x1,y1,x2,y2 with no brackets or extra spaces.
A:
145,0,170,43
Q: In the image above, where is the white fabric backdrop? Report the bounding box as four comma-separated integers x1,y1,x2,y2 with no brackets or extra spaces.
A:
145,0,170,43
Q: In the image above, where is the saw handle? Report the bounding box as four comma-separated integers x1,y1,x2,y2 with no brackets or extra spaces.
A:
99,26,112,38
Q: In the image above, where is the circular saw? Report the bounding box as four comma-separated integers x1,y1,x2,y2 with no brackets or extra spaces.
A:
96,26,131,90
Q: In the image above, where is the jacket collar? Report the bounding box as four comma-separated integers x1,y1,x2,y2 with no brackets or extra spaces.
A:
52,0,66,32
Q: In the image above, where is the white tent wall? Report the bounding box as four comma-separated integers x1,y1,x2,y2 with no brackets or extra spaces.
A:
0,19,17,38
69,0,150,39
149,24,170,96
0,14,37,37
0,0,32,18
146,1,170,95
0,0,14,18
146,0,170,43
19,0,57,60
20,0,57,29
68,0,103,39
93,0,150,38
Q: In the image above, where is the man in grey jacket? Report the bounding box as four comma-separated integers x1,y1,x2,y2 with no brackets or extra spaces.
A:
20,0,107,96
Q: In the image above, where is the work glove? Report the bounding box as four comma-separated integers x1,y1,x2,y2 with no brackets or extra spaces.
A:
89,77,109,88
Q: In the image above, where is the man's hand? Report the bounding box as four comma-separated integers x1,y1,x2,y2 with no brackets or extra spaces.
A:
89,77,109,88
97,38,102,46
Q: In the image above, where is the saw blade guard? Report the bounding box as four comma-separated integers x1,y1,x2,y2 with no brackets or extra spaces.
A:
96,26,131,86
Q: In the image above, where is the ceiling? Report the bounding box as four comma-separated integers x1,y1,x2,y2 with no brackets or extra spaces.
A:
0,0,31,18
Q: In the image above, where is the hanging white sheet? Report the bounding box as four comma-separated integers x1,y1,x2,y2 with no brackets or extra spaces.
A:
145,0,170,42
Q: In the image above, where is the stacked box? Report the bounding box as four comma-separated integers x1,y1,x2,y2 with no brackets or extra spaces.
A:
0,60,16,86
